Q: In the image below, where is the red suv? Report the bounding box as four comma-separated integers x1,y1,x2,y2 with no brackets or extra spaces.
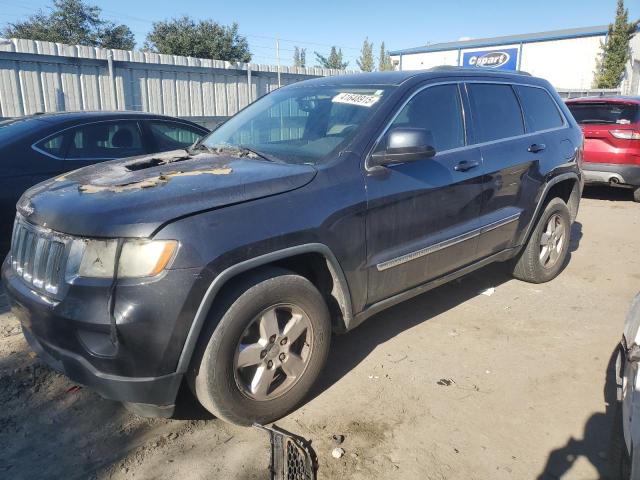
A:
566,97,640,202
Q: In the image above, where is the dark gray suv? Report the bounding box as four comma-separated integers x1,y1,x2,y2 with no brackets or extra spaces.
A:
2,68,583,425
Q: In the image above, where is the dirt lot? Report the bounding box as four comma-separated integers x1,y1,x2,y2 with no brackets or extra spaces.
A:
0,186,638,480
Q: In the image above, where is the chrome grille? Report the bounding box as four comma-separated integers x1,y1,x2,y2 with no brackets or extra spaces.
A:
10,217,68,297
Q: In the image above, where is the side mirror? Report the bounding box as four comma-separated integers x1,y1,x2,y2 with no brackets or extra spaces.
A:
370,128,436,167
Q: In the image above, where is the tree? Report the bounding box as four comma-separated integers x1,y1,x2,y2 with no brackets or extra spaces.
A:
293,46,306,68
2,0,135,50
97,24,135,50
378,41,394,71
145,16,251,62
357,37,374,72
314,46,349,69
593,0,639,88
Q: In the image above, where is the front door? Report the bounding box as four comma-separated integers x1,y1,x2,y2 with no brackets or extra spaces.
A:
364,83,484,305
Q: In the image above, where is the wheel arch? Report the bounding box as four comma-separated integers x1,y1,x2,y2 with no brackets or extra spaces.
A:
543,175,581,222
520,172,581,246
175,243,353,374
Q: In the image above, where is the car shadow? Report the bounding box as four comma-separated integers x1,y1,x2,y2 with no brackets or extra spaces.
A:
0,292,10,316
172,380,214,420
582,185,635,202
311,217,584,403
309,261,515,402
0,345,159,479
569,221,583,253
536,346,620,479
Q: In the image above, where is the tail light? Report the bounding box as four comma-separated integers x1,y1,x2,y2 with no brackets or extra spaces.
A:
610,130,640,140
577,135,584,167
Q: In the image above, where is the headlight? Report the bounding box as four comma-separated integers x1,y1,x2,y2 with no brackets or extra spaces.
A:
118,240,178,278
67,239,178,280
77,240,118,278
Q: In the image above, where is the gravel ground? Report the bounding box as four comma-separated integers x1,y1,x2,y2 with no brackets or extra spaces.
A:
0,186,638,480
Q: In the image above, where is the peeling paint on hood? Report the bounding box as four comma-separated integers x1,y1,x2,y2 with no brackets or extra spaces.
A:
78,167,233,193
19,150,317,238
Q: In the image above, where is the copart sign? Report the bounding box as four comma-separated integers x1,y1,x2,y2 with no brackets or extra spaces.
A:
462,48,518,70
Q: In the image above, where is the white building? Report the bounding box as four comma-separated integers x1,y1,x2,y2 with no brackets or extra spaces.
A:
390,26,640,96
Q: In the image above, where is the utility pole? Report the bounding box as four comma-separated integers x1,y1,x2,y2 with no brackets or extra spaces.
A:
276,37,282,88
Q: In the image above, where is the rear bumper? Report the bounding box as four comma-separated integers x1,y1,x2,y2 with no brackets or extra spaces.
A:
582,162,640,187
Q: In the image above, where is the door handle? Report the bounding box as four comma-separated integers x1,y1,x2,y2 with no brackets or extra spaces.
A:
528,143,546,153
454,160,480,172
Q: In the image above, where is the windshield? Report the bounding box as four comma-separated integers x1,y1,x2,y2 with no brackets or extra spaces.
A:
567,102,639,125
201,85,390,164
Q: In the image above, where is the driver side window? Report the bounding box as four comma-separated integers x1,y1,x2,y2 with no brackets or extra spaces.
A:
384,84,465,153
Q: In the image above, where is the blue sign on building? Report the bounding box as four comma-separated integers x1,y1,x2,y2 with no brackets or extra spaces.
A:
462,48,519,70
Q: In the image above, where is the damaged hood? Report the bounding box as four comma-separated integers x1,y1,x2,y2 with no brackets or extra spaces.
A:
19,150,317,237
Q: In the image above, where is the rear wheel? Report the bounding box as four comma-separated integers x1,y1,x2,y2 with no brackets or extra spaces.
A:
633,187,640,203
512,197,571,283
189,268,331,426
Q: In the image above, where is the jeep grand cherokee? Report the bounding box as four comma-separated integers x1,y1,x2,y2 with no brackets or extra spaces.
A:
2,68,583,425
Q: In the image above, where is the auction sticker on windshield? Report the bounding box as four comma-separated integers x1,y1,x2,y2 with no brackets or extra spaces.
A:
332,92,381,107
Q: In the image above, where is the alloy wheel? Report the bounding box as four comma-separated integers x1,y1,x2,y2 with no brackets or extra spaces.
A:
539,213,566,269
233,304,314,401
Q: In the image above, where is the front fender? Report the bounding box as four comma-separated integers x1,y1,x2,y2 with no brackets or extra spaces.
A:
174,243,352,374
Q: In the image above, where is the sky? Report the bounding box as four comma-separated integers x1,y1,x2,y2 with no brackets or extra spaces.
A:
0,0,638,67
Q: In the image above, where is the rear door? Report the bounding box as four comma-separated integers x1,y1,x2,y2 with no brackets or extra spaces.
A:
467,82,552,258
0,123,67,240
63,120,148,169
143,120,207,152
364,82,484,304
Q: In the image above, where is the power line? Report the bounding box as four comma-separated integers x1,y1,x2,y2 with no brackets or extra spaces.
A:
244,33,360,51
0,0,364,53
0,1,362,66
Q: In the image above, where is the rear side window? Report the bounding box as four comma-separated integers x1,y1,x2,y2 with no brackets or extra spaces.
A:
467,83,524,143
384,84,465,152
67,121,145,160
515,85,564,132
148,121,205,150
566,102,639,125
36,133,66,158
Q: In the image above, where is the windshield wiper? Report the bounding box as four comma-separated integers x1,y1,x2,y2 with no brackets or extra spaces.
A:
186,142,213,155
203,143,279,162
237,145,279,163
187,142,279,162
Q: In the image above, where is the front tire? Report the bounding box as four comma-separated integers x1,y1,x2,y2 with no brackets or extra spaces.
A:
512,197,571,283
189,268,331,426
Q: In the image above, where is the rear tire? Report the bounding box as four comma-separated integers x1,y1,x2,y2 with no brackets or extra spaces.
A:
188,268,331,426
512,197,571,283
633,187,640,203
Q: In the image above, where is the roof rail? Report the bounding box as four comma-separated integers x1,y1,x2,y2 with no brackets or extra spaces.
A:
427,65,532,76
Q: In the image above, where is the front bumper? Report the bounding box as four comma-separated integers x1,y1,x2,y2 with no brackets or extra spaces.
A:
582,162,640,187
2,256,206,410
21,325,182,409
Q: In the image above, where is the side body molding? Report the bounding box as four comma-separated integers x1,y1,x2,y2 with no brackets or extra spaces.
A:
350,172,582,332
175,243,353,374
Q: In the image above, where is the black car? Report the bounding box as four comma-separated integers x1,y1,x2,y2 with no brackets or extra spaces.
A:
2,68,583,426
0,111,209,243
